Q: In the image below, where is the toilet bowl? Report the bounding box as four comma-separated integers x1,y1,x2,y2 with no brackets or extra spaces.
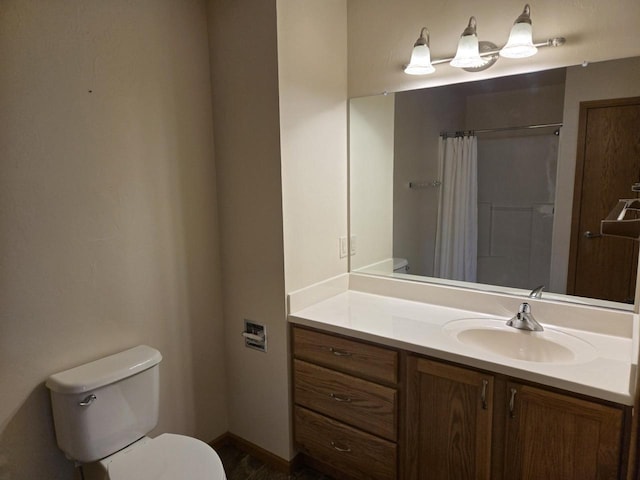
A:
84,434,226,480
46,345,226,480
393,257,409,273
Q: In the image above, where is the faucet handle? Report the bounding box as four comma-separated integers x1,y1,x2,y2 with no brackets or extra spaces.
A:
510,302,543,331
518,302,531,315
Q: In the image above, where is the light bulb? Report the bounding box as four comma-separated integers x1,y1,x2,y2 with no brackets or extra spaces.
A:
404,28,435,75
500,4,537,58
450,17,484,68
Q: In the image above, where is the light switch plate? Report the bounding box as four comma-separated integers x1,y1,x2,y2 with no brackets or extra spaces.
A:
339,236,348,258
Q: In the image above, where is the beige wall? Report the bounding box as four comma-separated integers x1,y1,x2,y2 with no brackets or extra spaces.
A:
207,0,348,461
278,0,349,293
0,1,228,478
208,0,292,461
551,56,640,293
465,83,565,130
349,94,395,271
0,0,349,474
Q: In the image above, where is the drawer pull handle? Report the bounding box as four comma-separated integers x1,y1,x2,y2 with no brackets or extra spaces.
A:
330,441,352,453
509,388,517,418
329,393,352,403
329,347,352,357
480,379,488,410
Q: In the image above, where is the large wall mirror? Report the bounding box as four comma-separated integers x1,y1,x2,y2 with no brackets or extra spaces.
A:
350,55,640,310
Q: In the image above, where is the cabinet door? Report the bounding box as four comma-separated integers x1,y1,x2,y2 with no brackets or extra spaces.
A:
406,356,494,480
503,382,624,480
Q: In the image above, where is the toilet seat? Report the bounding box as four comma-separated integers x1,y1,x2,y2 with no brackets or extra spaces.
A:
102,433,226,480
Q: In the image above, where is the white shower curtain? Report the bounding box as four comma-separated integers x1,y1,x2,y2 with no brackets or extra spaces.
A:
434,135,478,282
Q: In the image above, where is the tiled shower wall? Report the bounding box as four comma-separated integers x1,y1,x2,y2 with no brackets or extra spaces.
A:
476,133,559,289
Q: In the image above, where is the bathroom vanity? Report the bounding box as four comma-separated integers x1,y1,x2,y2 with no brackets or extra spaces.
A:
288,275,638,480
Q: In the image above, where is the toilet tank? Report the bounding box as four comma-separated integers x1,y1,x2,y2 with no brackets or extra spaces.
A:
46,345,162,463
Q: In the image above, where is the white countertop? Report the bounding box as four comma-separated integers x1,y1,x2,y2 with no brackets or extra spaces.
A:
289,290,637,405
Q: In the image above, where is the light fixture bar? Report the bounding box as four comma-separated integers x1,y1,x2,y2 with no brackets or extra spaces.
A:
429,37,565,66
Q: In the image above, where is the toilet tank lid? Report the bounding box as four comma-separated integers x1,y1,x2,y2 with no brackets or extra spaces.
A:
46,345,162,394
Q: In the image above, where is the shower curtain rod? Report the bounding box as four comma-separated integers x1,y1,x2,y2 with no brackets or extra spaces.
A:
440,122,563,138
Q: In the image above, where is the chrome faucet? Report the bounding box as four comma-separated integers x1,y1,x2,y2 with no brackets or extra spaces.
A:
506,302,544,332
528,285,545,299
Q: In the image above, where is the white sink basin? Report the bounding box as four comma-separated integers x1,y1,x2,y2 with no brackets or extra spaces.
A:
443,318,597,364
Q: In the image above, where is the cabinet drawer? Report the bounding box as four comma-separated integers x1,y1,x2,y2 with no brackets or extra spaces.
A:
292,327,398,384
294,406,397,480
294,359,397,441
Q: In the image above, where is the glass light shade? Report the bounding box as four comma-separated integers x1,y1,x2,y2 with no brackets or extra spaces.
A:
404,43,435,75
450,33,483,68
500,22,537,58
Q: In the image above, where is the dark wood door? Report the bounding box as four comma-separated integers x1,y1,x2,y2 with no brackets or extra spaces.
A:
405,356,494,480
503,383,624,480
568,97,640,303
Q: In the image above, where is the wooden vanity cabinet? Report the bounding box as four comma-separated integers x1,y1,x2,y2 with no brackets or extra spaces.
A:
292,326,629,480
502,382,625,480
405,356,494,480
292,326,400,480
406,354,629,480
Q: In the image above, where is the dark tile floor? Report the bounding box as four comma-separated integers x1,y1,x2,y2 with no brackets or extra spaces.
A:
216,444,333,480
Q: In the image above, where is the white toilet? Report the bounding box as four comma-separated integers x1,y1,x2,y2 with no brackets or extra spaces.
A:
45,345,226,480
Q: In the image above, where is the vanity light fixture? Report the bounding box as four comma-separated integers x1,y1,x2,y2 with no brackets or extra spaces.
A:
450,17,484,68
500,4,537,58
404,28,436,75
403,4,565,75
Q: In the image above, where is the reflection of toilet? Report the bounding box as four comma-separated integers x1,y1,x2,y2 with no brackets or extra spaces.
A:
393,257,409,273
46,345,226,480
